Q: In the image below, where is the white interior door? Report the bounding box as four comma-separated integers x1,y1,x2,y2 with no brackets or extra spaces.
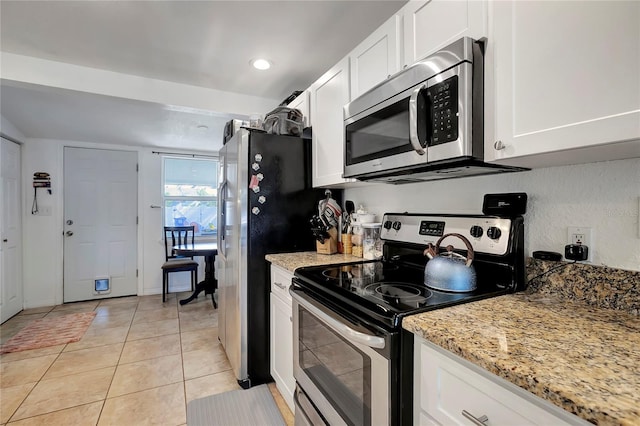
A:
64,147,138,302
1,138,23,323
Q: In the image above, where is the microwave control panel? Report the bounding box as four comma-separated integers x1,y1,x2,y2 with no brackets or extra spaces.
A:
428,75,458,146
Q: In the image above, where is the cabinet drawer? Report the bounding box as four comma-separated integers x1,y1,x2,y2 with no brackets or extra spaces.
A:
417,338,586,425
270,264,293,302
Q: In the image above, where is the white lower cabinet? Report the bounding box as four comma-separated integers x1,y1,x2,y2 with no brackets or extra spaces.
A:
269,264,295,412
414,336,588,426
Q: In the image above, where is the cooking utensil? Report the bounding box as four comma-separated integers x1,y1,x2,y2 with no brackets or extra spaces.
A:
343,200,355,233
423,233,477,292
318,190,341,229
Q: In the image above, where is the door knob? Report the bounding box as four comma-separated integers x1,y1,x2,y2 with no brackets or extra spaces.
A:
66,219,74,225
66,231,74,236
2,239,7,242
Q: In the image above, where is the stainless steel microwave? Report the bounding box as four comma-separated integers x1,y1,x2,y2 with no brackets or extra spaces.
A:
343,37,526,183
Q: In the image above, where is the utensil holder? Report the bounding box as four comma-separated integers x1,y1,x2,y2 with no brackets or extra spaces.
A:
316,228,338,254
342,233,352,254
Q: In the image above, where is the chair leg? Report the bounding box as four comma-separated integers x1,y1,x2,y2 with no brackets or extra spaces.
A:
163,271,167,303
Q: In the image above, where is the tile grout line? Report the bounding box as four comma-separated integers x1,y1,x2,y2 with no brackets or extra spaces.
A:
5,303,102,424
177,295,190,423
96,299,137,425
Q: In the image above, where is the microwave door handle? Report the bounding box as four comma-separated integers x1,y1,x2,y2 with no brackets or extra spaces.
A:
291,289,385,349
409,84,426,155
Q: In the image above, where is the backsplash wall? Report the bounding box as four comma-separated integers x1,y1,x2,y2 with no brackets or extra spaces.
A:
344,158,640,271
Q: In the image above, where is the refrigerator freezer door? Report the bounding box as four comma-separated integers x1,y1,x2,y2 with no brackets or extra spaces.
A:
217,129,248,383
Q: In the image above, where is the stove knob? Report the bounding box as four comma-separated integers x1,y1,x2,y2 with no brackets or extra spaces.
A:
392,221,402,231
383,220,393,230
487,226,502,240
470,225,483,238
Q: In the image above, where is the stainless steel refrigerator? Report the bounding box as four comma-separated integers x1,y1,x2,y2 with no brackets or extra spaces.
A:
216,127,330,388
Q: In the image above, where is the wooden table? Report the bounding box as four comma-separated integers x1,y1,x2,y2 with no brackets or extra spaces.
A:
172,242,217,307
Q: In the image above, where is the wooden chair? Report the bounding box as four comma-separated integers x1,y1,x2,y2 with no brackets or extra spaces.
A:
162,226,198,302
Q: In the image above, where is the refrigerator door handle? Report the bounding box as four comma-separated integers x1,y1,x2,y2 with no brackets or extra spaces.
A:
218,180,227,258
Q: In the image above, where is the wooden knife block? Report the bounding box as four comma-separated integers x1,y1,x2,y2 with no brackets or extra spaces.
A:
316,228,338,255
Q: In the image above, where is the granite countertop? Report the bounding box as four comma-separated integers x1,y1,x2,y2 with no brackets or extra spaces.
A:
403,293,640,425
266,251,366,273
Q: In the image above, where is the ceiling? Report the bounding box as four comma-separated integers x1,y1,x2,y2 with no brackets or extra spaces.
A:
0,0,406,152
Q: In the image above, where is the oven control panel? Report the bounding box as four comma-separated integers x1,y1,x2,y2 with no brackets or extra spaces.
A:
381,214,512,255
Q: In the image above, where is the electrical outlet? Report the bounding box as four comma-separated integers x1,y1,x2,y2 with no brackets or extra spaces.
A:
567,226,593,262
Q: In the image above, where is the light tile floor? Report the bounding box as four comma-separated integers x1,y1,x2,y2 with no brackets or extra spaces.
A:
0,293,294,425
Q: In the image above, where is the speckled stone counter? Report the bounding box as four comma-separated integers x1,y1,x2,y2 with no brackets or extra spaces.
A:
526,259,640,315
265,251,366,273
403,294,640,425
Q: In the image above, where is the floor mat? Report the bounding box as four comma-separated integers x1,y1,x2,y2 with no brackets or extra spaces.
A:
0,311,96,354
187,384,285,426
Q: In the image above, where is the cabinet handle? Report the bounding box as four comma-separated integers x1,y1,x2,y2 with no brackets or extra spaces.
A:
494,140,505,150
274,282,287,290
461,410,489,425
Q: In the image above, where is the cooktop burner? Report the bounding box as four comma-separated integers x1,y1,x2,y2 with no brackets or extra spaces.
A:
365,283,432,303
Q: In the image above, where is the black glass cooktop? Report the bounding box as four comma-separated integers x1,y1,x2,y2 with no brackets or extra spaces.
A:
293,260,508,329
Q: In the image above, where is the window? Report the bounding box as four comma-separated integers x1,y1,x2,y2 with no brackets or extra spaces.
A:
163,157,218,237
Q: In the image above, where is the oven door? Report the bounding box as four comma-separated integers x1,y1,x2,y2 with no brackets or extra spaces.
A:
291,288,390,426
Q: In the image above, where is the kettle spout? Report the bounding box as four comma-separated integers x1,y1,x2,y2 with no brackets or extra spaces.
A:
423,243,437,259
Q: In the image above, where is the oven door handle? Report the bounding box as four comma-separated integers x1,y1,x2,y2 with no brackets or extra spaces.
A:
409,84,426,155
291,289,386,349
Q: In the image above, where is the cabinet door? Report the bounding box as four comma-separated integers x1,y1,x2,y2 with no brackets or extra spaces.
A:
270,264,293,304
287,90,310,128
403,0,487,67
488,1,640,165
270,291,295,412
310,56,353,188
415,337,587,426
350,14,401,99
1,138,23,323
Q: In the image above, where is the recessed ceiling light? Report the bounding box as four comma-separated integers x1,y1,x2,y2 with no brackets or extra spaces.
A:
197,125,209,130
251,59,272,70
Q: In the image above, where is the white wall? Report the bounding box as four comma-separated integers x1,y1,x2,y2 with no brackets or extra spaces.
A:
21,137,209,308
345,158,640,271
1,114,26,141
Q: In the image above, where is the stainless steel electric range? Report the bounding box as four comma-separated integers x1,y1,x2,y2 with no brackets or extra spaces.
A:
290,213,526,426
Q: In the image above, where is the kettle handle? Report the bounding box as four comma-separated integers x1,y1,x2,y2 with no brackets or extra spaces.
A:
424,233,475,267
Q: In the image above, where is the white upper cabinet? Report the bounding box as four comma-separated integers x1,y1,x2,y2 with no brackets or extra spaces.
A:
349,14,401,100
402,0,488,67
310,56,354,188
287,90,311,128
486,1,640,166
